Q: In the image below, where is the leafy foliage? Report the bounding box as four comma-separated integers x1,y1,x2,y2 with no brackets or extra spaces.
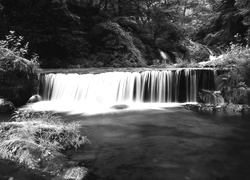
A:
206,38,250,67
0,0,227,67
195,0,250,48
0,31,39,73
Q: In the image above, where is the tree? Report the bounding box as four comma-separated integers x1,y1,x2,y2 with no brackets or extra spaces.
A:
194,0,250,47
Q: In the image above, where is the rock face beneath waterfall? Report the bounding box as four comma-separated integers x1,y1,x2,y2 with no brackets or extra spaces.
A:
0,48,39,107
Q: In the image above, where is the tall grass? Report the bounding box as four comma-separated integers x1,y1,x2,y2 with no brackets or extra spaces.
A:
0,110,88,172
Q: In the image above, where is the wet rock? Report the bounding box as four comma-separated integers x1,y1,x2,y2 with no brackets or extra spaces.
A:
199,104,216,111
184,104,201,111
110,104,129,110
27,94,42,104
0,98,15,113
185,103,250,113
184,103,218,112
62,167,88,180
225,103,250,113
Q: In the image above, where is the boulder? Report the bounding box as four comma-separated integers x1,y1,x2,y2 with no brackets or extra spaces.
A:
110,104,129,110
27,94,42,104
0,98,15,113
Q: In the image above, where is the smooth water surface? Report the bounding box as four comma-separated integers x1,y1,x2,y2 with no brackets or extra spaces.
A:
64,107,250,180
1,107,250,180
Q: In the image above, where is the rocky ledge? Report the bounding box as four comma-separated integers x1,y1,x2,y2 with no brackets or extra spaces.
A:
184,103,250,113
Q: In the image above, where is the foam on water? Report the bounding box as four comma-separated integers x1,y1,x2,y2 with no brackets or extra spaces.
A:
25,101,197,116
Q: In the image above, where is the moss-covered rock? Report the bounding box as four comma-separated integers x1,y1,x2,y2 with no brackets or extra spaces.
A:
0,48,39,107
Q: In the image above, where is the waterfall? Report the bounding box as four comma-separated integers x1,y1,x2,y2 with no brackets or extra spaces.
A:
40,69,215,104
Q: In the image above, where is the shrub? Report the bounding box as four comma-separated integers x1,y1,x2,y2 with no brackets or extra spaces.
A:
0,32,39,106
0,31,39,67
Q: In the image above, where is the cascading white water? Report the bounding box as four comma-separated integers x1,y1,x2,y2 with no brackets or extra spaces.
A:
41,70,198,104
28,69,215,115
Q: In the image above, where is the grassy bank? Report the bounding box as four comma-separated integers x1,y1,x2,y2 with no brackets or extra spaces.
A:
0,110,89,178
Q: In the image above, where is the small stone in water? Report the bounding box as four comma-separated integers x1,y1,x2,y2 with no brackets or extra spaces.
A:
63,167,88,180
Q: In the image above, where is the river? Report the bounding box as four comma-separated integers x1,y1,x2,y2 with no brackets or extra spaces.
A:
1,106,250,179
63,107,250,180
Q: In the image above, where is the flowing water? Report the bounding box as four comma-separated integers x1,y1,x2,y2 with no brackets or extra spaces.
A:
2,69,250,179
32,69,215,115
